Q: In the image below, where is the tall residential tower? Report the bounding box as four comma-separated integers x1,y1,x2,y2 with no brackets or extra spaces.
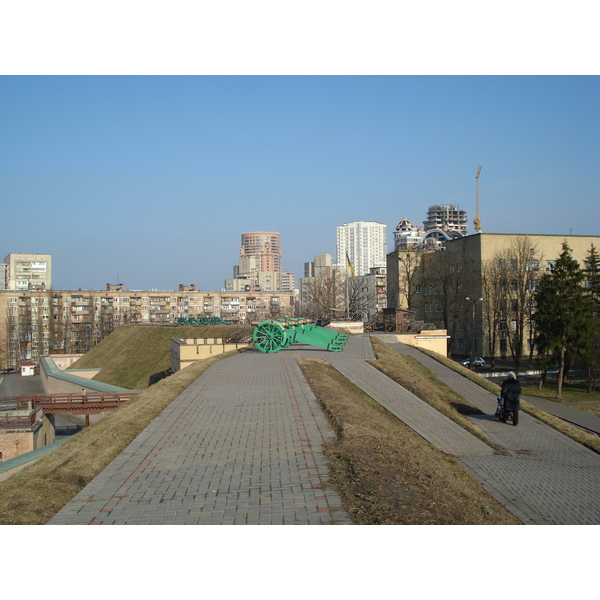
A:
239,232,282,273
336,221,387,276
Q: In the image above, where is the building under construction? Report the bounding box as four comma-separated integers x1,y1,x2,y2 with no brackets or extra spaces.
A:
423,205,468,236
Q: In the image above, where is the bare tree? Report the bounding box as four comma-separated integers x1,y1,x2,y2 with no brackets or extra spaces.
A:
0,305,11,369
302,268,346,321
481,258,505,368
347,277,371,321
420,250,479,355
388,250,423,310
496,237,543,371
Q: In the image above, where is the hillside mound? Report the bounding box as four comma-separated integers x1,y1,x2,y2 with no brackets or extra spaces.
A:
69,324,252,390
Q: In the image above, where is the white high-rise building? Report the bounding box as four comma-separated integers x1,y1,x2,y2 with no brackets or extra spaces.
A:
336,221,387,277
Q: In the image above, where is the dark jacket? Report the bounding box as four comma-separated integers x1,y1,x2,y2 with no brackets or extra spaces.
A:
501,378,521,409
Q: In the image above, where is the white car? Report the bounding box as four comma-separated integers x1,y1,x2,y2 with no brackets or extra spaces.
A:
460,357,485,367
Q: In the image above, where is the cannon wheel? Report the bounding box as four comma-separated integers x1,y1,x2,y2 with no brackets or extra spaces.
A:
253,320,287,353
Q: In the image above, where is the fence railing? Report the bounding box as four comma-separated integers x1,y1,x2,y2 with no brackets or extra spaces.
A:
1,392,138,416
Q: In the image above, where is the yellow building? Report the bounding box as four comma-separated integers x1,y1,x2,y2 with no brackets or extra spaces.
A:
388,233,600,360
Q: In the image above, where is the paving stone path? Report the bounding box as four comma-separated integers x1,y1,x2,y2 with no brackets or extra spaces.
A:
48,347,355,525
48,337,600,525
389,343,600,524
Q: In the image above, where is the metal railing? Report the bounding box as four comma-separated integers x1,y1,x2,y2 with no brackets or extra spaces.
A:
0,412,36,428
1,392,138,415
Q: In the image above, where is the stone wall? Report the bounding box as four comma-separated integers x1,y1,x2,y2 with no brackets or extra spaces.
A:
0,409,52,461
171,338,250,373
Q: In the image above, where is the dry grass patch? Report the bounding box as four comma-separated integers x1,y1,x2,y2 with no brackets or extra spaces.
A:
0,349,244,525
368,338,498,450
298,357,520,525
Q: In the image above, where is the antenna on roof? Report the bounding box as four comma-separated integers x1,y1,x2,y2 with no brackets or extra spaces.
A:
474,166,482,234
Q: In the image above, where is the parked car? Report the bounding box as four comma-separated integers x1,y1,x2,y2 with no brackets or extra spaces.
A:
460,357,485,367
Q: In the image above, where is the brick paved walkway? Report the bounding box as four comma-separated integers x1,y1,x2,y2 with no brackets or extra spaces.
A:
48,348,353,525
390,343,600,524
48,337,600,525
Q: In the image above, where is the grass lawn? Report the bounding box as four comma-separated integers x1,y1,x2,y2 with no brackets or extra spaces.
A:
520,379,600,417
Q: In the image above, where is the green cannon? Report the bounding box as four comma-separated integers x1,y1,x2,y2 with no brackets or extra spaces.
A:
176,317,231,326
252,318,348,353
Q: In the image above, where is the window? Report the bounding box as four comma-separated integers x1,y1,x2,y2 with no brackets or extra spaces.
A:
546,260,556,271
526,260,539,271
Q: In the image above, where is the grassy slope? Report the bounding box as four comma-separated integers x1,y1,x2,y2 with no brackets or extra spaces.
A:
69,324,252,390
368,338,501,450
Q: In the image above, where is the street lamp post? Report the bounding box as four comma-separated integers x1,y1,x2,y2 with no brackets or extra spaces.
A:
465,297,483,369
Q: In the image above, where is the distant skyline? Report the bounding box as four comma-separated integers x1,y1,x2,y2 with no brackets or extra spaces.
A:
1,75,599,291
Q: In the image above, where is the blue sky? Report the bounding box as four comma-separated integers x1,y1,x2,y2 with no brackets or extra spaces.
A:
1,75,599,291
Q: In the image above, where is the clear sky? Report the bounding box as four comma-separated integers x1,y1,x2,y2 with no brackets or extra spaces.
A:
1,75,598,291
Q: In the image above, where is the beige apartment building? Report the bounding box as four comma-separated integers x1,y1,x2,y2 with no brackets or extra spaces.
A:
388,233,600,359
0,286,295,369
4,253,52,291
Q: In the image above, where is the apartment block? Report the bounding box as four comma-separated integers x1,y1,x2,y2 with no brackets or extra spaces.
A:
336,221,387,277
4,253,52,291
354,266,388,322
0,286,295,369
229,233,294,293
239,232,282,273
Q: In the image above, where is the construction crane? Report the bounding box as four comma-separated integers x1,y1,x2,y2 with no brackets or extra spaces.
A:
474,165,482,233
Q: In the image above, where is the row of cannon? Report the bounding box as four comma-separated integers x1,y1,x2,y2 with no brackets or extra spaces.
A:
176,317,232,326
252,318,348,353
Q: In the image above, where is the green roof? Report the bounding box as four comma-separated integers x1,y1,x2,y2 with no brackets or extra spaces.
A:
40,356,134,393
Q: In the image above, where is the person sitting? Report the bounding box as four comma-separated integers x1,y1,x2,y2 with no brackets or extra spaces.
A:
496,371,521,416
